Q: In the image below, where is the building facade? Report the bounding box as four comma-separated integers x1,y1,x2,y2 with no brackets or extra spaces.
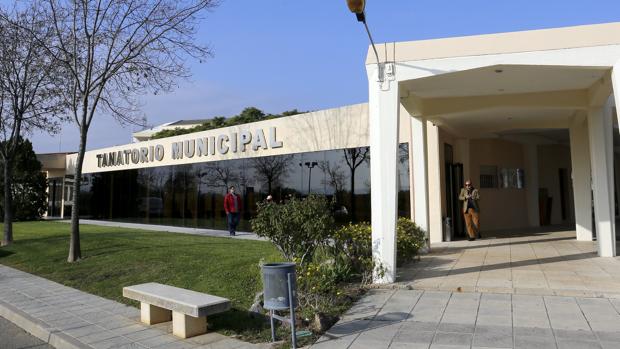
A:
43,104,414,231
40,22,620,284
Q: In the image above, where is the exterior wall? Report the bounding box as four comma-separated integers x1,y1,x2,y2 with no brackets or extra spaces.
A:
67,104,412,175
367,22,620,64
77,145,411,230
469,138,528,231
38,153,69,173
537,145,574,225
438,129,456,218
45,169,66,179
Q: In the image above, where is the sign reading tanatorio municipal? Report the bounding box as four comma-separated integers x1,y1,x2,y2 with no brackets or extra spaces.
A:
96,127,283,168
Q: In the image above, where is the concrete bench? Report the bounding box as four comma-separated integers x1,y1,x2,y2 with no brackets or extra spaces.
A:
123,282,231,338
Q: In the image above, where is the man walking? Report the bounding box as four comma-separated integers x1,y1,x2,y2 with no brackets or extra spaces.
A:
224,186,242,236
459,180,481,241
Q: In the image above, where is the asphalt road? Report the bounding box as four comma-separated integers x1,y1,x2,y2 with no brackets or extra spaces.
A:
0,316,53,349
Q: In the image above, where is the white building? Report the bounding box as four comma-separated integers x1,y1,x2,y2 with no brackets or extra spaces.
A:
40,22,620,284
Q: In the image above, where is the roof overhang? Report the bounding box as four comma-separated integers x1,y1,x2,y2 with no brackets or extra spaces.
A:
366,22,620,65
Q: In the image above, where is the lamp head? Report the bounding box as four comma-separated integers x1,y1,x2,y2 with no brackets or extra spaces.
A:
346,0,366,22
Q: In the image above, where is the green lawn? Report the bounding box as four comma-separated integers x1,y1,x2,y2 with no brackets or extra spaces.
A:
0,221,284,342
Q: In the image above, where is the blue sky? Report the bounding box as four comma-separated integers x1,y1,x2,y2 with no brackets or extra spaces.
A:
31,0,620,153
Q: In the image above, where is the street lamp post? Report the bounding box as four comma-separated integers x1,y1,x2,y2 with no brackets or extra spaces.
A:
346,0,383,82
300,161,318,195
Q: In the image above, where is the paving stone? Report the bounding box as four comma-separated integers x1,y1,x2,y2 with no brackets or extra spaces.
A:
408,291,451,323
432,332,472,347
91,336,135,349
311,336,356,349
388,343,431,349
78,330,119,345
49,316,92,330
437,322,475,333
349,339,391,349
514,326,554,338
152,340,197,349
473,325,513,348
595,331,620,342
137,334,180,347
325,319,370,337
354,320,401,343
108,324,151,337
514,335,557,349
391,329,434,344
556,339,602,349
399,321,438,332
123,327,167,341
553,329,597,341
429,344,472,349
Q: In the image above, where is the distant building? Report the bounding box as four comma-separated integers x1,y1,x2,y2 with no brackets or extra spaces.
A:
132,119,211,142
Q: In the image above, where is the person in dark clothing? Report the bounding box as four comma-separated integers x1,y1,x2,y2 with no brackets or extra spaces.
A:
458,180,481,241
224,186,243,236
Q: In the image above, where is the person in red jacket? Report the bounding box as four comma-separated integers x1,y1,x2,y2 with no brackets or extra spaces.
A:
224,186,243,236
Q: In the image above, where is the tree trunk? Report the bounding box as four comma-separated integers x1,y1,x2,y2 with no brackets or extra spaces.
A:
350,168,356,223
2,158,13,246
68,131,87,262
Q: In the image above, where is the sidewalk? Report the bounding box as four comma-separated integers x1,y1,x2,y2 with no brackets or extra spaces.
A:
58,219,264,241
313,288,620,349
0,265,262,349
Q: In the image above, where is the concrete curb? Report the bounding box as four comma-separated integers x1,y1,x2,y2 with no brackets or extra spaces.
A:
0,299,91,349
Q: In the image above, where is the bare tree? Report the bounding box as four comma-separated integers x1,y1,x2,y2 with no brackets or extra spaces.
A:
318,160,346,201
40,0,217,261
343,147,369,222
251,155,293,195
0,4,64,246
202,164,239,193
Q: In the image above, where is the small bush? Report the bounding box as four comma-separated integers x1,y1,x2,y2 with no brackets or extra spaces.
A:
251,195,334,265
334,218,426,268
396,217,426,262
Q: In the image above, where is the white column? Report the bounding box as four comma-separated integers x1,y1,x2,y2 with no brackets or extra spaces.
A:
411,116,429,240
614,153,620,219
408,118,416,222
427,122,442,243
569,116,593,241
524,144,540,228
369,79,400,283
588,104,616,257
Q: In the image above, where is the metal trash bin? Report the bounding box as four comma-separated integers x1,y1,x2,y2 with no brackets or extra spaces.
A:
444,217,452,242
262,262,297,310
262,262,298,348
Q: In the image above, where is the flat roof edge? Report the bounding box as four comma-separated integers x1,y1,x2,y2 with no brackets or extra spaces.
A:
366,22,620,64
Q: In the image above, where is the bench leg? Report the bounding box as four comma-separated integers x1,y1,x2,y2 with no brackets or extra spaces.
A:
140,302,172,325
172,311,207,338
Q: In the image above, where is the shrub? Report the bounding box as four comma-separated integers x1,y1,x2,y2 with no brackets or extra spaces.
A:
251,195,334,266
396,217,427,262
334,218,426,269
0,139,47,221
295,246,359,321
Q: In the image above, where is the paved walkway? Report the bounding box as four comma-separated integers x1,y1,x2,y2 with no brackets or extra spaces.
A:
0,265,262,349
313,288,620,349
58,219,264,241
314,229,620,348
396,229,620,297
1,315,54,349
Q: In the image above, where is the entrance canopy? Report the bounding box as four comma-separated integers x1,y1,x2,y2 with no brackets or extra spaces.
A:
367,22,620,283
